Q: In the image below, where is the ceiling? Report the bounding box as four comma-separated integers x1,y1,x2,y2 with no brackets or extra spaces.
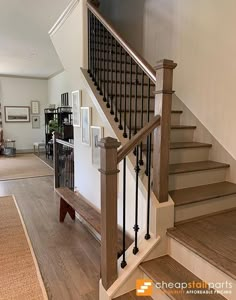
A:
0,0,72,78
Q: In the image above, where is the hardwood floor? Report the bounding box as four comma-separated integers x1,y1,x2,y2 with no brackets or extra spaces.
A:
0,177,100,300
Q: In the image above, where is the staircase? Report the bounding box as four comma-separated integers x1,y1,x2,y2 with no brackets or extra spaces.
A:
53,1,236,299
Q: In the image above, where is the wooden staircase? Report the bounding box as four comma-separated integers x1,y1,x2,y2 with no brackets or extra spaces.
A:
52,1,236,299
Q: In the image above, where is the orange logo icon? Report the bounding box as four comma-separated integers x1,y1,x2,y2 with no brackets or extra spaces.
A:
136,279,153,296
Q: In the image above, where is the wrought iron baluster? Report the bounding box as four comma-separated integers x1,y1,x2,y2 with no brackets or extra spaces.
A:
103,25,106,102
94,17,98,86
92,15,96,83
123,52,128,138
133,145,140,255
145,78,151,176
129,59,133,139
121,157,127,268
88,10,91,75
139,71,145,165
114,41,118,122
106,30,110,108
134,64,138,135
110,37,114,115
145,133,152,240
118,48,123,130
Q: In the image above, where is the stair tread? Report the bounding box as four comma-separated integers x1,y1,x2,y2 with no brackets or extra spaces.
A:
167,209,236,279
171,125,196,129
139,255,226,300
55,187,133,255
170,181,236,206
169,160,230,175
170,142,212,149
114,290,152,299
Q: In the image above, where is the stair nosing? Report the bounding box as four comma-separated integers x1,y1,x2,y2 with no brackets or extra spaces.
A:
170,142,212,150
169,161,230,175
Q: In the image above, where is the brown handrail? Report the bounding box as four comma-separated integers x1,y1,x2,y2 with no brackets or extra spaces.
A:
117,115,161,163
87,0,156,83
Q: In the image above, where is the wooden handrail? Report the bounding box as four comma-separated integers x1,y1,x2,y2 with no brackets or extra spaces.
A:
56,138,74,149
117,115,161,163
87,0,156,83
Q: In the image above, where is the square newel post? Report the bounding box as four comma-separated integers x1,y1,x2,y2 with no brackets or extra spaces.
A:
53,132,60,189
98,137,121,290
153,59,177,203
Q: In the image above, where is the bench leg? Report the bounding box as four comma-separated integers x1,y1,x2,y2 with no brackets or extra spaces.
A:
60,198,75,222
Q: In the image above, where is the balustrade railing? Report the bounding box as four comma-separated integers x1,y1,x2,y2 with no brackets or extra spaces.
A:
53,134,74,190
87,0,177,291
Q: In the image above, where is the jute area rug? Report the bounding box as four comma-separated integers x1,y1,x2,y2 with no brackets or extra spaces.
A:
0,195,48,299
0,154,53,181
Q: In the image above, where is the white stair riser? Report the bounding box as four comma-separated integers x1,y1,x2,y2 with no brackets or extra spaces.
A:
170,129,194,142
175,194,236,222
169,168,227,190
170,147,210,164
168,237,235,300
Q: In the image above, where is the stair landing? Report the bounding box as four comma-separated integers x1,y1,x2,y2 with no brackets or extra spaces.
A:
167,209,236,279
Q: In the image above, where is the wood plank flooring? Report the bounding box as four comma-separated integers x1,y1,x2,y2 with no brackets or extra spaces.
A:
0,177,100,300
167,210,236,279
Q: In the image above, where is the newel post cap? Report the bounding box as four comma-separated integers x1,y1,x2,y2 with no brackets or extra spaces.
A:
154,59,177,70
98,137,121,149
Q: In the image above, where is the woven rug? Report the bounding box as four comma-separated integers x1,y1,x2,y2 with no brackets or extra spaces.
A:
0,154,53,181
0,195,48,300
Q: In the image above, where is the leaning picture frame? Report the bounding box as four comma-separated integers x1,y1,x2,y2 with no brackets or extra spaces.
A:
72,90,82,127
91,126,104,167
81,107,91,145
4,106,30,123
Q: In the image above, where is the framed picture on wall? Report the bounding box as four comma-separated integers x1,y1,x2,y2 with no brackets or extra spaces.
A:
61,93,69,106
72,90,81,127
4,106,30,123
91,126,104,167
32,116,40,128
81,107,91,145
31,100,40,114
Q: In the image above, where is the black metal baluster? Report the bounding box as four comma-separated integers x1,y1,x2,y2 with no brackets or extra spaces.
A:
114,41,118,122
96,18,100,91
121,157,127,268
89,13,93,79
139,72,144,165
92,15,96,83
98,21,103,95
110,37,114,115
134,64,138,135
133,145,140,255
94,18,98,86
88,10,91,75
106,30,110,108
103,26,106,102
145,78,151,176
145,134,152,240
123,52,128,138
129,59,133,139
118,48,123,130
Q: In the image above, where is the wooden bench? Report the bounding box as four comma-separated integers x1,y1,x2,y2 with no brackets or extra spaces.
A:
55,187,133,256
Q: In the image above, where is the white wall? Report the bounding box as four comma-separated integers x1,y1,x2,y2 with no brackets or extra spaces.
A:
49,0,149,235
48,71,72,106
100,0,236,160
0,76,48,150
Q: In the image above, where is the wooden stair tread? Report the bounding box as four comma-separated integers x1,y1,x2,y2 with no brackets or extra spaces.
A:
114,290,152,299
170,181,236,206
139,255,226,300
55,187,133,254
171,125,196,130
169,160,230,175
167,210,236,279
170,142,212,149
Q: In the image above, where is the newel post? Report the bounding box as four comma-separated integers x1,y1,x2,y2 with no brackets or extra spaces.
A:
153,59,177,203
53,132,59,189
98,137,121,290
